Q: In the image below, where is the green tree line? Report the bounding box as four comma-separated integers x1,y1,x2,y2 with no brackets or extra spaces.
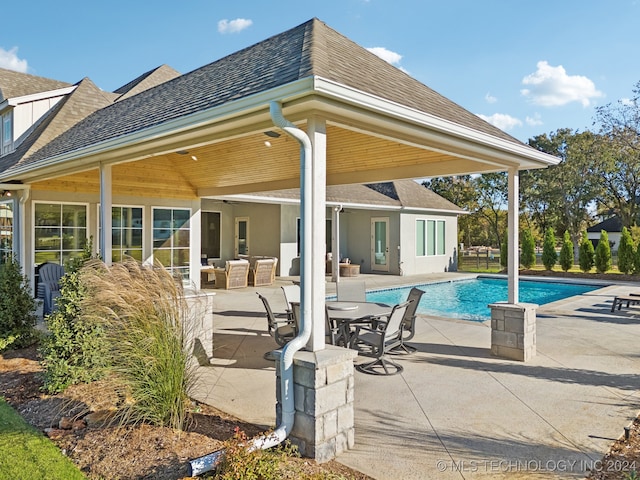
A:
424,80,640,254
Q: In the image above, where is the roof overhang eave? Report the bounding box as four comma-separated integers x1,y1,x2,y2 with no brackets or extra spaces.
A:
309,77,561,170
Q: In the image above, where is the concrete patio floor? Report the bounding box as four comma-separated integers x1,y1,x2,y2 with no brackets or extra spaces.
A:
189,273,640,479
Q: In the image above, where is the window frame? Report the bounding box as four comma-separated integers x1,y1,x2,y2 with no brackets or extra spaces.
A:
97,204,144,262
416,218,446,257
152,206,191,280
33,201,89,267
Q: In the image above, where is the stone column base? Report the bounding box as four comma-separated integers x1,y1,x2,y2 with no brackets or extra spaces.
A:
489,302,537,362
275,346,358,463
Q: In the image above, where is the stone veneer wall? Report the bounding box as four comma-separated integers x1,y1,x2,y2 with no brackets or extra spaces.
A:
489,302,537,362
276,346,358,462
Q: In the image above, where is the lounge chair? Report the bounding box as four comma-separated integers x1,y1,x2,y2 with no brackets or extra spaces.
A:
391,287,425,354
350,300,412,375
256,293,296,346
611,294,640,312
37,262,65,315
336,280,366,302
213,260,250,289
250,258,276,286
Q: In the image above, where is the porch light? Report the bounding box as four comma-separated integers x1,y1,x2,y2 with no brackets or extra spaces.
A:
263,130,280,138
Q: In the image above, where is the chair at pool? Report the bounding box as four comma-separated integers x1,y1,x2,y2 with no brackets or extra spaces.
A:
351,300,412,375
611,294,640,312
391,287,425,354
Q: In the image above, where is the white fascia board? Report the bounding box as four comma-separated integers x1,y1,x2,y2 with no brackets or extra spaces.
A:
311,77,560,167
3,79,316,179
2,86,77,108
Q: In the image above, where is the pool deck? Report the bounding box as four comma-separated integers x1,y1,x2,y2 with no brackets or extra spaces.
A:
191,272,640,479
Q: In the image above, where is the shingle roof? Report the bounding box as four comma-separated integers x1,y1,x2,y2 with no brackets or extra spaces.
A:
0,68,72,102
587,216,623,233
114,64,181,101
235,179,464,213
5,18,526,174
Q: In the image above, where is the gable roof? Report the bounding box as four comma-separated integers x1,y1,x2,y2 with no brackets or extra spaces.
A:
220,179,464,213
587,216,623,233
113,64,181,101
0,68,72,101
2,18,538,178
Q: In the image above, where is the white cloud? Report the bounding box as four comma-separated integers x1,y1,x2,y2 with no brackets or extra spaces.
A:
477,113,523,131
366,47,409,74
525,113,543,126
217,18,253,34
0,47,28,72
621,97,635,106
485,93,497,104
521,61,603,107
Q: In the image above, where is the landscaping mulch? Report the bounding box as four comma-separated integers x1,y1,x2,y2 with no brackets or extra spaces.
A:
0,345,371,480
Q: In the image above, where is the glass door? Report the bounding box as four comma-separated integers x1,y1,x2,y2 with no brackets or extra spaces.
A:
371,217,389,272
234,217,249,258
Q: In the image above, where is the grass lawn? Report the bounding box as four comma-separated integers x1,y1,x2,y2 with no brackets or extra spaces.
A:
0,398,86,480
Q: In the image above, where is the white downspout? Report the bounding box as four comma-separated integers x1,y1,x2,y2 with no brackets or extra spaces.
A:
189,101,313,476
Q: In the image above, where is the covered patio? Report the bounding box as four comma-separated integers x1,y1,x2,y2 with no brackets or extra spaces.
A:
192,274,640,479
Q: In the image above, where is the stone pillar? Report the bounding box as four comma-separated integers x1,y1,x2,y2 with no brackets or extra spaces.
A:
275,346,358,462
489,302,537,362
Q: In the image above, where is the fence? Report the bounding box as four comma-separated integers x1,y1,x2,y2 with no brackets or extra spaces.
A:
458,249,620,272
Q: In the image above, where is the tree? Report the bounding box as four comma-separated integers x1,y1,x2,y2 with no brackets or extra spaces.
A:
594,81,640,226
473,173,508,250
520,229,536,269
542,228,558,270
559,231,574,272
578,231,595,273
594,230,612,273
617,226,635,274
500,230,508,270
525,129,601,260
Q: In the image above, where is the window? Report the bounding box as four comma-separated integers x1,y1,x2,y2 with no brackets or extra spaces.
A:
0,200,13,264
98,206,143,262
153,207,190,279
1,111,12,155
416,219,445,256
296,218,332,256
34,202,87,265
201,211,221,260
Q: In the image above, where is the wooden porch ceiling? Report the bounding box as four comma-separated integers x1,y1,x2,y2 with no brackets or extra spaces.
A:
30,123,503,198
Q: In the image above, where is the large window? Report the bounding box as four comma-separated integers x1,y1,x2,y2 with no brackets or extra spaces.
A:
153,207,190,279
98,206,143,262
0,200,13,264
201,211,221,260
416,219,445,256
34,202,87,265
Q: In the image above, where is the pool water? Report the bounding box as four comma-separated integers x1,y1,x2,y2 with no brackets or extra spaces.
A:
365,277,600,322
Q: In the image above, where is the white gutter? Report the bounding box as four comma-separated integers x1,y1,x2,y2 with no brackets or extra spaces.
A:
189,101,313,476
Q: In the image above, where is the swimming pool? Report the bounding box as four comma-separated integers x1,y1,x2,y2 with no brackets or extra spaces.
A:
364,277,600,322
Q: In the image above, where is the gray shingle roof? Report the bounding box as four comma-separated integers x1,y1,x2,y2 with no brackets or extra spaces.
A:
0,68,72,102
4,18,526,175
114,64,181,101
237,179,464,212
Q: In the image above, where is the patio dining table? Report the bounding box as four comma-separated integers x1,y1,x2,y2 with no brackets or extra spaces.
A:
326,301,392,347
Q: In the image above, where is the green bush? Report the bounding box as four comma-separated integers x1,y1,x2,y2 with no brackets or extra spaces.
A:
39,243,106,394
595,230,612,274
81,258,197,430
618,226,636,274
520,229,536,269
559,231,574,272
500,231,508,269
541,228,557,270
578,231,595,273
0,256,38,352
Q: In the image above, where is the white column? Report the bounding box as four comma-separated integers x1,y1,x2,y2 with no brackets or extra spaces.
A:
332,206,340,283
507,167,519,304
190,201,202,290
307,116,327,352
99,164,113,266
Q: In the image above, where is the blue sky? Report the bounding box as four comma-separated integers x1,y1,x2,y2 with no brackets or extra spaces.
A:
1,0,638,143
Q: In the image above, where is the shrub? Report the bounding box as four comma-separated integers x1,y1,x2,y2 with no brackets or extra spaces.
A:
541,228,557,270
578,231,595,273
500,231,508,269
618,226,635,274
0,256,38,352
559,231,574,272
39,243,105,394
520,229,536,269
594,230,612,274
81,258,197,430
